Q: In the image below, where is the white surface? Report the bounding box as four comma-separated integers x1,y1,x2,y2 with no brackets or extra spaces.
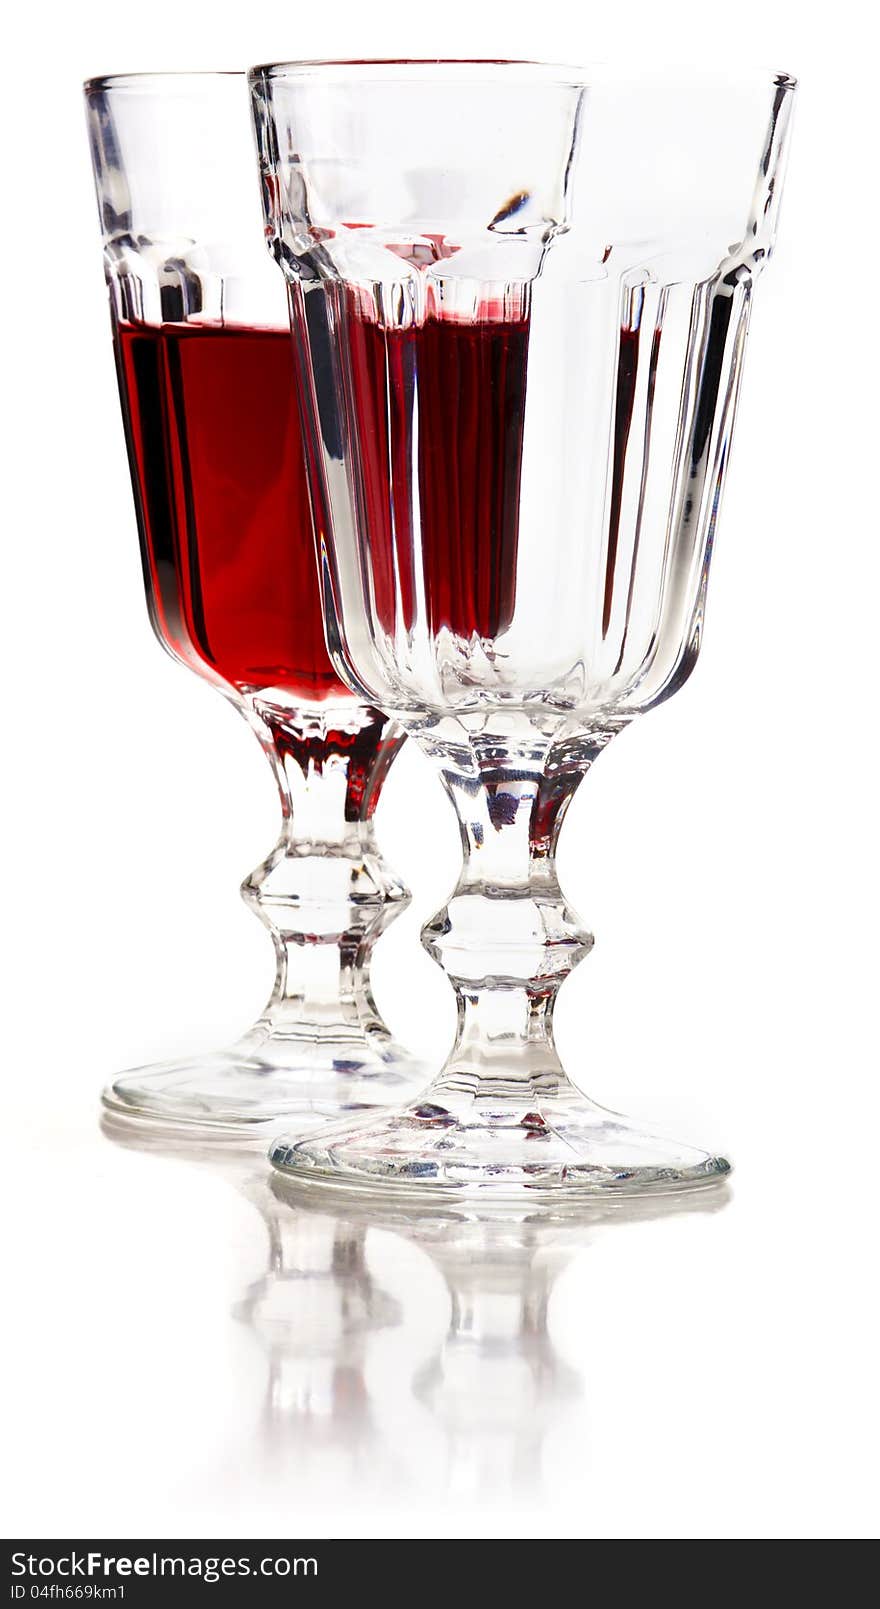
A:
1,1,878,1541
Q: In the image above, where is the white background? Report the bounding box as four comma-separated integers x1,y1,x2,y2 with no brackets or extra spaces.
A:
1,0,878,1542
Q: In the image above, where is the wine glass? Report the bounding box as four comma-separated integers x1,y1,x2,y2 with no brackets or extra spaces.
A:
84,71,421,1134
252,60,796,1195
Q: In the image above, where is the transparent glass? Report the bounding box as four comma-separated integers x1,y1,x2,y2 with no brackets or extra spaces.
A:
84,72,421,1133
252,60,796,1195
252,62,797,1197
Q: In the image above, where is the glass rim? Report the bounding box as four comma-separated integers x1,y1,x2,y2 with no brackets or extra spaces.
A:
83,70,244,95
247,58,797,91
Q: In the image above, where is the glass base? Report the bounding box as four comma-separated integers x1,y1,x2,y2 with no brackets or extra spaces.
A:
269,1091,731,1200
102,1034,423,1139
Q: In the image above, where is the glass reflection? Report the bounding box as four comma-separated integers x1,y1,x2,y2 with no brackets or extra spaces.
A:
101,1115,729,1506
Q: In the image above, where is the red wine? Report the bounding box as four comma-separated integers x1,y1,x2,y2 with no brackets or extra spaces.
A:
344,299,530,640
114,321,349,701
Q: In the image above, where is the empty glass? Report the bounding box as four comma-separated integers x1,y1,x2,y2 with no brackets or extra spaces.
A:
84,72,420,1133
252,61,796,1195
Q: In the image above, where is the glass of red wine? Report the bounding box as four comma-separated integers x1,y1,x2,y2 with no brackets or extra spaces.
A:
84,72,421,1134
252,60,797,1196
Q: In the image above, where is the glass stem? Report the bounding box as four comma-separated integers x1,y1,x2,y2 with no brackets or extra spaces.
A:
422,724,617,1108
239,702,407,1048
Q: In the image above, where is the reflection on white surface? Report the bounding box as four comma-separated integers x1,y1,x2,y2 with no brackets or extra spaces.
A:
236,1180,404,1487
99,1117,729,1516
6,1100,876,1540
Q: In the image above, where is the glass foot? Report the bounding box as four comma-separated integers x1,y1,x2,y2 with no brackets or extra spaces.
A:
269,1091,731,1200
102,1036,423,1139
